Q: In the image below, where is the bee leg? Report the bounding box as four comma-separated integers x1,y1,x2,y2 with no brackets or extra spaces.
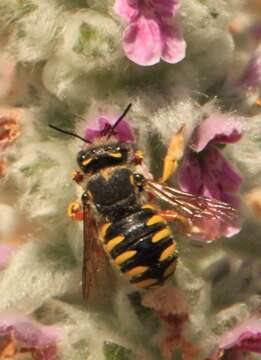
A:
160,125,186,183
67,201,84,221
159,210,191,233
70,170,84,184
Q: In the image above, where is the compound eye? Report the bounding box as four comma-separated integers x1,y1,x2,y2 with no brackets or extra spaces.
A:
78,151,85,161
133,173,145,188
81,192,89,204
77,151,88,167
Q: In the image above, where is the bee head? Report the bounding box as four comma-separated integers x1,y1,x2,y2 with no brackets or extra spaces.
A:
49,104,133,174
77,142,130,173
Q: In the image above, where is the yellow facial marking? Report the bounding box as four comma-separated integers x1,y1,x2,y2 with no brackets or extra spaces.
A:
114,250,137,265
108,152,122,158
159,244,177,261
124,266,148,277
105,235,124,252
164,261,177,278
82,158,92,166
133,278,158,288
100,223,111,240
146,215,165,226
152,228,171,243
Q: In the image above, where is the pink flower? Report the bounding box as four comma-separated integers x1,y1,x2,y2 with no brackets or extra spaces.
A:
0,244,17,270
177,113,243,241
84,114,134,143
0,314,61,359
208,318,261,360
114,0,186,66
237,48,261,89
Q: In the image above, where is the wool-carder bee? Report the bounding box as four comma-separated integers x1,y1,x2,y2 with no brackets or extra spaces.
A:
49,104,238,302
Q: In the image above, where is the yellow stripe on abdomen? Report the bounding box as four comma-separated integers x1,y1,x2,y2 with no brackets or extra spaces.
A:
152,227,172,243
133,278,158,288
114,250,137,265
159,243,177,261
164,261,177,278
146,215,165,226
124,266,149,277
105,235,125,252
100,223,111,240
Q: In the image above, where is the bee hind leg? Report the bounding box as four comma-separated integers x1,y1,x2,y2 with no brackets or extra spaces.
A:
67,201,84,221
160,125,186,183
159,210,191,234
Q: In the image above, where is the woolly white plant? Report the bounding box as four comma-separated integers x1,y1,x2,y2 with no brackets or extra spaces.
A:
0,0,260,360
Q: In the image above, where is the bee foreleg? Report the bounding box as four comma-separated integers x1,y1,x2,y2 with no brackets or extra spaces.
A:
67,201,84,221
160,125,186,183
70,170,84,184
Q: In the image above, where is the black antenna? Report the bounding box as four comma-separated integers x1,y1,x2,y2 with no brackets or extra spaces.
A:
107,103,132,139
48,124,91,144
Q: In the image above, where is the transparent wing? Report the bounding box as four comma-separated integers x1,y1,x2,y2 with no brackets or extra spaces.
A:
145,180,240,240
145,180,239,221
82,204,114,305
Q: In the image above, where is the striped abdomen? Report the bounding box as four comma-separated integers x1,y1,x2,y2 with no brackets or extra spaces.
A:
100,205,178,289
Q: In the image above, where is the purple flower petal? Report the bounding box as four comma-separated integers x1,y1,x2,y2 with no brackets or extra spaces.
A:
123,16,162,66
188,218,231,242
191,113,243,152
177,151,202,195
150,0,180,17
160,21,186,64
221,319,261,353
84,115,134,143
115,0,186,66
0,314,61,359
200,148,241,237
114,0,139,22
178,146,242,202
177,146,241,241
202,146,242,197
111,117,135,142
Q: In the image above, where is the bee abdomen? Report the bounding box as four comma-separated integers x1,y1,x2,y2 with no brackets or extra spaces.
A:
100,206,178,289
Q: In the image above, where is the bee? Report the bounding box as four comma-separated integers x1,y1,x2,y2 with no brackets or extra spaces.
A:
49,104,239,303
